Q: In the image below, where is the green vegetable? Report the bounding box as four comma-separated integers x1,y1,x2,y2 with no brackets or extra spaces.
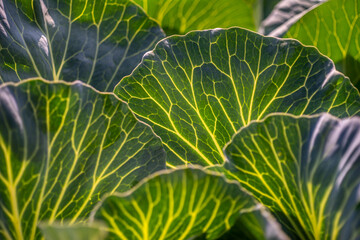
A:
225,113,360,239
1,1,360,239
284,0,360,89
116,27,360,167
0,79,165,240
0,0,164,91
91,167,256,240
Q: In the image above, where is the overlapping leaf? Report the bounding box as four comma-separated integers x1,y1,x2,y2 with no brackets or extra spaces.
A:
91,167,256,240
0,80,166,240
0,0,165,91
262,0,281,20
259,0,325,36
132,0,255,34
115,27,360,167
283,0,360,89
216,208,289,240
225,113,360,239
219,207,289,240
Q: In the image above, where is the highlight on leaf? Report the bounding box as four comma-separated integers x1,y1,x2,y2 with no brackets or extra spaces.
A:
259,0,325,36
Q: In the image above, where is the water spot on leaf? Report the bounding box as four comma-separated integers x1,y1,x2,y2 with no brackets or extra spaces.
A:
38,35,49,56
40,0,55,27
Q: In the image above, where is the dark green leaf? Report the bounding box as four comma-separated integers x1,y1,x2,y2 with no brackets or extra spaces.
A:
225,113,360,239
0,0,165,91
0,79,166,240
262,0,282,20
115,27,360,167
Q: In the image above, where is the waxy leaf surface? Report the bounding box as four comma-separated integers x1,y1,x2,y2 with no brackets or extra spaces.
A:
0,0,165,91
92,167,256,240
284,0,360,89
0,80,166,240
260,0,325,36
225,114,360,239
115,27,360,167
132,0,255,34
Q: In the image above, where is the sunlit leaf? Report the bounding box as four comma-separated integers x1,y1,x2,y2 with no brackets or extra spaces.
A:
115,27,360,167
283,0,360,89
0,0,165,91
225,113,360,239
0,79,166,240
132,0,255,34
91,167,256,240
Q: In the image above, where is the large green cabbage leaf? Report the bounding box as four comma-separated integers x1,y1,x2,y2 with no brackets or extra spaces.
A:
282,0,360,89
91,167,257,240
225,113,360,239
0,80,166,240
0,0,165,91
115,27,360,167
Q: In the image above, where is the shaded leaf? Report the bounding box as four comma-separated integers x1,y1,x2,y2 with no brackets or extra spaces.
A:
91,167,256,240
115,27,360,167
262,0,282,20
225,113,360,239
219,206,289,240
0,0,165,91
0,79,166,240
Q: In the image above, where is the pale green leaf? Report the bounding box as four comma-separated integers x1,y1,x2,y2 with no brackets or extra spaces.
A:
0,79,166,240
39,222,107,240
91,167,256,240
115,27,360,167
225,113,360,239
132,0,255,34
0,0,165,91
284,0,360,89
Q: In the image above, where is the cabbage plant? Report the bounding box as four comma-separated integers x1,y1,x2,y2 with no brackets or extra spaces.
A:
0,0,359,240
